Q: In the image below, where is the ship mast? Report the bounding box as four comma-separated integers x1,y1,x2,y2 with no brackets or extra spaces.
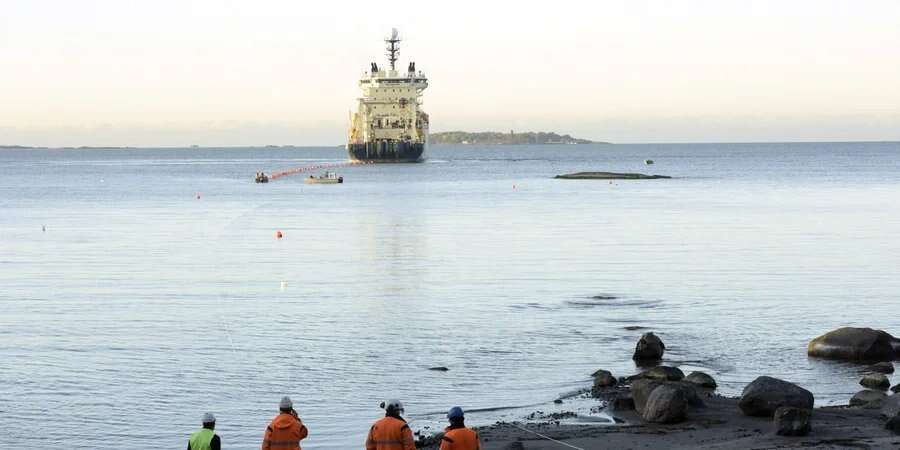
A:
385,28,400,70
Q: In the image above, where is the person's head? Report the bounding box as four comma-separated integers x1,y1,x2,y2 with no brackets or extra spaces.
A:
381,399,404,417
202,412,216,430
279,396,293,413
447,406,464,427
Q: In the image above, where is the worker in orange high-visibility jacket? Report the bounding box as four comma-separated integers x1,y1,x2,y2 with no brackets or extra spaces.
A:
440,407,480,450
365,399,416,450
262,396,308,450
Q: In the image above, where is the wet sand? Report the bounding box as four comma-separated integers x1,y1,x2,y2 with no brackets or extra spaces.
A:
420,396,898,449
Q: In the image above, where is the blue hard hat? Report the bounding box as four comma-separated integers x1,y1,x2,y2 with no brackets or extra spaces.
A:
447,406,464,419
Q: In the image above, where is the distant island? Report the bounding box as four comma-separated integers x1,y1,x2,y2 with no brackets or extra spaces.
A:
430,131,606,145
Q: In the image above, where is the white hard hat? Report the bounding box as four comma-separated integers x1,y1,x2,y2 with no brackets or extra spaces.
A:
280,396,293,409
382,399,404,413
202,412,216,423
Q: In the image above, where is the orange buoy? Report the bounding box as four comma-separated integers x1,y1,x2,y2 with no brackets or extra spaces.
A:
276,230,283,239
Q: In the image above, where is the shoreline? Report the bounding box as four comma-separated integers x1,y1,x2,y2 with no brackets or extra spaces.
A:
420,396,896,449
418,329,900,449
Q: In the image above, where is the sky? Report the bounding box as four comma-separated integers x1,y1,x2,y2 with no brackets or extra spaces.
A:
1,0,899,146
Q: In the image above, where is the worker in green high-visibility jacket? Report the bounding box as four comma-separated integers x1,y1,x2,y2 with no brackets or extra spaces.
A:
188,412,221,450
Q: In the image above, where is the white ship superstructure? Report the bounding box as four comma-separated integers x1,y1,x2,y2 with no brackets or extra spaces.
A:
347,29,429,162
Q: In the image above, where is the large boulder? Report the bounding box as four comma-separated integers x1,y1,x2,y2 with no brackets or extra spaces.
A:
684,371,717,389
738,376,814,417
671,381,706,408
632,379,664,414
642,366,685,381
880,394,900,417
860,373,891,390
633,332,665,361
641,384,688,424
892,384,900,394
774,406,811,436
808,327,898,362
849,390,887,409
870,362,895,374
591,369,617,397
886,416,900,434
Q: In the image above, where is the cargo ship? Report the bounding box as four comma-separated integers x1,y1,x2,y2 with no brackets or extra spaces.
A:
347,29,429,163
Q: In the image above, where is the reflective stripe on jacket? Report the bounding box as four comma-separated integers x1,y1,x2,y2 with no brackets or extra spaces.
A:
440,427,481,450
365,416,415,450
262,413,308,450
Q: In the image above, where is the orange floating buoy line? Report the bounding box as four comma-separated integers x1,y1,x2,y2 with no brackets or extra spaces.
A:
267,160,373,181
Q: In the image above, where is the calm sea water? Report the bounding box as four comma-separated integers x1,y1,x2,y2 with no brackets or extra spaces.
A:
2,142,899,449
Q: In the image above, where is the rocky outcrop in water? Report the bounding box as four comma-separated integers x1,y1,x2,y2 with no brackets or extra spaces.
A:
555,172,671,180
632,332,665,361
774,406,811,436
738,376,814,417
808,327,899,362
860,373,891,390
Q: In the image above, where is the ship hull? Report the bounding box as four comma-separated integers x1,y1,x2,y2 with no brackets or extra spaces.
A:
347,141,425,163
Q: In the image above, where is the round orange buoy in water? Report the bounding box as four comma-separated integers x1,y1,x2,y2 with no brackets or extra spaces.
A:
276,230,283,239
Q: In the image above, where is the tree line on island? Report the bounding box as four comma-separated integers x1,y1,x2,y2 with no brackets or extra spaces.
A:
430,131,607,145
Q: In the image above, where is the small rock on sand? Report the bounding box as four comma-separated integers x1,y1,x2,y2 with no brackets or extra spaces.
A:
774,406,812,436
807,327,899,362
684,371,717,388
611,393,635,411
632,332,665,361
504,442,525,450
738,376,814,417
870,362,895,374
860,373,891,390
591,369,617,396
642,366,685,381
850,390,887,409
641,384,688,424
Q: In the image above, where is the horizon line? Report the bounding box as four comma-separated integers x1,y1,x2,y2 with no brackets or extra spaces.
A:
2,139,900,150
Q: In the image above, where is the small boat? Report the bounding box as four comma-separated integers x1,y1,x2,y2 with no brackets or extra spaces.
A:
644,159,654,165
255,172,269,183
304,171,343,184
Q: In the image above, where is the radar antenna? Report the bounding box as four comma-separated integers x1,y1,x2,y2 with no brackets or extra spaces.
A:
385,28,400,70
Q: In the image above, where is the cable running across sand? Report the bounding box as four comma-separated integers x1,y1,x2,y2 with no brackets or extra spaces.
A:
507,423,586,450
